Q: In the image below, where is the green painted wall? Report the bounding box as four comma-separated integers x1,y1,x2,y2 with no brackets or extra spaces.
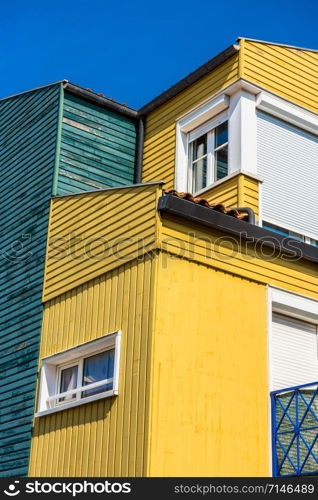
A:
0,83,61,477
0,83,138,477
56,92,138,194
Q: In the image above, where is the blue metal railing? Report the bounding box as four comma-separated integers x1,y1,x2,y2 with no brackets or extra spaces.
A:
271,382,318,477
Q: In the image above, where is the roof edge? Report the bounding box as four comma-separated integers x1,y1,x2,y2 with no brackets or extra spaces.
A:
237,37,318,53
138,44,239,116
158,194,318,265
51,181,166,199
0,80,138,118
64,82,138,118
0,80,67,103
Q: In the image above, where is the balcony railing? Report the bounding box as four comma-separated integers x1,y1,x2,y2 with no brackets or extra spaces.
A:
271,382,318,477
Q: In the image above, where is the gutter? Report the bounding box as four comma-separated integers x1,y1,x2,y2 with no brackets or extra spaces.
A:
158,194,318,264
138,44,240,116
64,82,138,119
135,117,144,183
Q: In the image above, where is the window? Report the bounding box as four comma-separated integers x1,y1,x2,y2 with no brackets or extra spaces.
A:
263,221,318,247
188,121,228,193
36,331,121,416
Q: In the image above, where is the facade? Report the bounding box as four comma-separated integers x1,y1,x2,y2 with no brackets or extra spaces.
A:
0,83,138,477
1,38,318,477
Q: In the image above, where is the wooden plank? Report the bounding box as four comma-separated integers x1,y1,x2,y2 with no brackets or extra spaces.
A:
57,93,138,196
0,84,61,477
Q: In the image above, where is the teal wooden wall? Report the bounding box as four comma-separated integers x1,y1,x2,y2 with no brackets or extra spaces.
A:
0,84,61,477
0,83,138,477
56,92,137,195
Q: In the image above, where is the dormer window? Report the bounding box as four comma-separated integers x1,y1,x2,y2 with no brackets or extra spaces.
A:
188,121,228,193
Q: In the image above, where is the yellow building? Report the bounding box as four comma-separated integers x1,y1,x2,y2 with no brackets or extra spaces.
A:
29,38,318,477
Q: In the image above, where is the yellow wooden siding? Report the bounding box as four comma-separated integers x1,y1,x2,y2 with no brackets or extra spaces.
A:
142,55,239,189
148,254,269,476
200,176,239,208
29,255,158,477
192,173,259,218
242,40,318,113
159,216,318,299
43,183,162,302
240,175,259,217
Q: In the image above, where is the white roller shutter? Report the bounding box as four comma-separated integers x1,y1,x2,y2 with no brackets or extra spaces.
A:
271,313,318,391
257,112,318,238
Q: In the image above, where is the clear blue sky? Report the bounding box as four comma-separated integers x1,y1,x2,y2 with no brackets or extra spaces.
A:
1,0,317,109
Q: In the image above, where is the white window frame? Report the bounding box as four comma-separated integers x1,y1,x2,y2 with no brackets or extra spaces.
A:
56,359,81,406
266,286,318,475
36,331,121,417
175,88,259,194
175,94,230,194
187,114,229,192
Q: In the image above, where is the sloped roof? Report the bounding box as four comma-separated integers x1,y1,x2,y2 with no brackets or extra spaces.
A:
138,44,239,115
0,80,137,118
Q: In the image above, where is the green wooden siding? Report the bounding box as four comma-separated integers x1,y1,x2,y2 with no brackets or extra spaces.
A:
56,92,137,195
0,82,138,477
0,84,61,477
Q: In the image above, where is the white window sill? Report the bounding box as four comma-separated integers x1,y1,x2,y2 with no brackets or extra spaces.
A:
191,169,264,198
35,389,118,417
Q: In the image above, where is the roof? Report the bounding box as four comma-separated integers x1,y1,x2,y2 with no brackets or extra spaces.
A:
0,80,138,119
158,193,318,265
138,44,239,116
2,37,316,118
139,37,318,115
64,81,137,118
164,190,251,221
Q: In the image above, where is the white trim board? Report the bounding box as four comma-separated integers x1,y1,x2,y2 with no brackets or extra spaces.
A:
36,330,122,417
269,288,318,324
256,93,318,136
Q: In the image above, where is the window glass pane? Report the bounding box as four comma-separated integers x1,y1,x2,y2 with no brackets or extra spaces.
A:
191,157,207,193
192,134,207,161
59,365,78,403
215,145,228,181
215,122,228,147
82,349,115,398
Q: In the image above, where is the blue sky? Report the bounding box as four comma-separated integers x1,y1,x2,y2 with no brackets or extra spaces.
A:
1,0,317,108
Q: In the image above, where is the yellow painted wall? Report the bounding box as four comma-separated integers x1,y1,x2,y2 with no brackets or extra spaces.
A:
43,182,162,301
147,254,269,476
240,174,259,218
160,216,318,299
241,39,318,113
202,173,260,219
201,176,239,208
30,200,317,477
142,54,239,189
29,254,158,477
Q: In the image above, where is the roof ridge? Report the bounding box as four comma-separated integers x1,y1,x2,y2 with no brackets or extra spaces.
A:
237,37,318,53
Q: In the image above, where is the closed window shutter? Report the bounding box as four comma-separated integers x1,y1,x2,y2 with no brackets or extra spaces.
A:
271,313,318,391
257,112,318,238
